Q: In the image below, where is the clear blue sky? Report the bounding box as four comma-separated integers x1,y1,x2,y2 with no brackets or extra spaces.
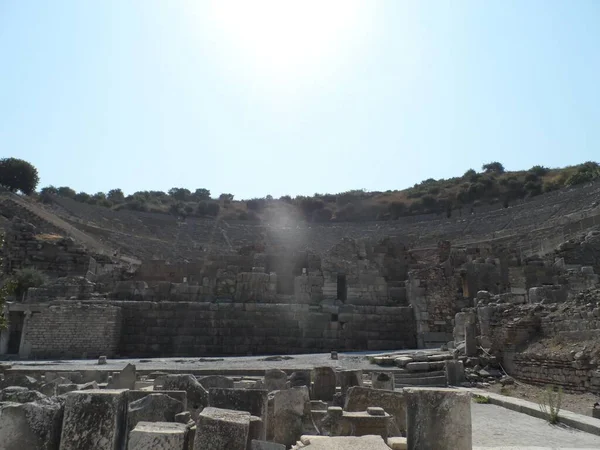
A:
1,1,599,199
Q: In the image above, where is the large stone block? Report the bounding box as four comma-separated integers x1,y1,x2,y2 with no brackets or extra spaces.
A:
371,372,394,390
0,398,64,450
405,388,471,450
312,367,336,401
127,390,188,410
198,375,234,390
107,363,136,390
194,407,250,450
127,393,185,432
157,375,208,412
250,440,285,450
128,421,187,450
445,360,465,386
264,369,287,392
59,389,127,450
272,386,310,447
208,388,268,439
344,386,407,436
338,370,363,394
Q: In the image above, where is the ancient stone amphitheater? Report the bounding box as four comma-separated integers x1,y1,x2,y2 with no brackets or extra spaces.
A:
2,182,600,449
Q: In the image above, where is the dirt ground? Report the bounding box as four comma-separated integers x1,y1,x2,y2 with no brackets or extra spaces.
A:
483,381,600,416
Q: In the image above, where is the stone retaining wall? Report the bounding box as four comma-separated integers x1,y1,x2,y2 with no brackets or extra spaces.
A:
22,304,122,359
505,352,600,394
116,301,417,357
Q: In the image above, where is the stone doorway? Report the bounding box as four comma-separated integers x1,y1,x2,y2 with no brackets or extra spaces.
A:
7,311,24,354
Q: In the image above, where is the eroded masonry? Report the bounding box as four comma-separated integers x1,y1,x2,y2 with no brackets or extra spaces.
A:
2,195,600,394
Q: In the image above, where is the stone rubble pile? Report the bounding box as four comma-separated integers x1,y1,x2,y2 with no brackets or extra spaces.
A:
0,363,473,450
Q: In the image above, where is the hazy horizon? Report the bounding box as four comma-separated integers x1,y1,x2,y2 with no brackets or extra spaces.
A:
2,1,599,198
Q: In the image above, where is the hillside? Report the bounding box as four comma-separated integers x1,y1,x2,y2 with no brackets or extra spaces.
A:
2,160,600,262
37,161,600,224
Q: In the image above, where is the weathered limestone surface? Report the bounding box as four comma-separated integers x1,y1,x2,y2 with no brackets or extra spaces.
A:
0,386,47,403
128,421,187,450
272,386,310,447
405,388,471,450
312,367,336,401
194,407,250,450
0,398,64,450
127,390,188,410
250,440,285,450
338,370,362,395
59,389,127,450
157,375,208,412
344,386,407,436
371,372,394,390
296,435,390,449
127,393,185,431
107,363,136,390
264,369,288,392
208,388,268,439
198,375,234,390
445,360,465,386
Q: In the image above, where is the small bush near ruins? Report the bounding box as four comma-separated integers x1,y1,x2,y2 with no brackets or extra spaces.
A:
0,157,39,195
538,385,563,424
472,394,491,404
11,268,48,300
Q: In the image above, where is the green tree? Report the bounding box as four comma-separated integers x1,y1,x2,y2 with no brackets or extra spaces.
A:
192,188,211,200
168,188,191,201
482,161,505,174
57,186,77,198
107,188,125,203
74,192,91,202
0,158,39,194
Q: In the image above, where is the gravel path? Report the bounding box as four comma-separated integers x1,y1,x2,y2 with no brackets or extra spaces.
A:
472,402,600,448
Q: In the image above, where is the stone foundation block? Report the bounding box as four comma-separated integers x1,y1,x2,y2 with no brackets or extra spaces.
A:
208,388,268,439
0,399,64,450
194,407,250,450
312,367,336,401
59,389,127,450
405,388,471,450
128,422,187,450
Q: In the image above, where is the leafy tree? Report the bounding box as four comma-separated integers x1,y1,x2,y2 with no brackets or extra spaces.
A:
40,185,58,195
482,161,505,174
168,188,191,201
529,165,549,177
107,188,125,203
192,188,211,200
57,186,76,198
0,158,39,194
40,186,58,203
74,192,91,203
219,193,234,203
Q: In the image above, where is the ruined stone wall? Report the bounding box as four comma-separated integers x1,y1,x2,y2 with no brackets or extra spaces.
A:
22,304,122,359
407,267,468,348
116,301,416,357
476,297,600,392
505,353,600,394
2,219,93,277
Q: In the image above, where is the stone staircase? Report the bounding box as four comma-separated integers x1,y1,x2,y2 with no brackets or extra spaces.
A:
393,369,447,388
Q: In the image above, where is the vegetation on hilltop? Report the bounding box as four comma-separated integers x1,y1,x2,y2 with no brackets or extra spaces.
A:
0,158,39,195
5,159,600,223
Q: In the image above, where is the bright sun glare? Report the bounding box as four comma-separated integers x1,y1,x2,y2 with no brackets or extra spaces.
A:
208,0,368,80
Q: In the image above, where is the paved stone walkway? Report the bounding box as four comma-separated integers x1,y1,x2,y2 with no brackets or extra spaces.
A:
472,403,600,448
